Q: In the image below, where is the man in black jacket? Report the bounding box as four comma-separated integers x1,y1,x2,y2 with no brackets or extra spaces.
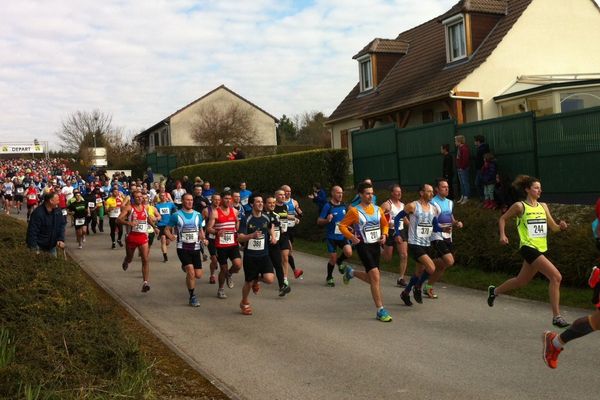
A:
474,135,490,201
441,144,455,200
26,192,66,256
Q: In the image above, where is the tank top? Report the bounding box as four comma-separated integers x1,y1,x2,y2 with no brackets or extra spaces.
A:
274,204,289,234
214,207,238,247
174,210,202,251
146,207,156,233
355,204,381,244
517,201,547,252
128,205,148,236
431,195,453,241
285,198,297,227
408,201,436,247
386,199,405,230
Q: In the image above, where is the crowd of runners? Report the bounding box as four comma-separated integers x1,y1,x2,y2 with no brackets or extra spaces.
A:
4,155,600,370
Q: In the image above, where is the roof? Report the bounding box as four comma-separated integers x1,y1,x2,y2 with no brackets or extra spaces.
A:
494,77,600,101
439,0,508,20
327,0,532,124
135,85,278,140
353,38,410,59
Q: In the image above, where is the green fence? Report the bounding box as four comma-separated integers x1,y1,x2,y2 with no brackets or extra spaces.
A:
146,153,177,176
352,106,600,200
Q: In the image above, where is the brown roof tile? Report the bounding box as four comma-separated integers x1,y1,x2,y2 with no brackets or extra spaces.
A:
353,38,410,59
328,0,532,123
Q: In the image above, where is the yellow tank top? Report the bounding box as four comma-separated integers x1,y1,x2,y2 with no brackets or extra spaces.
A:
516,201,547,252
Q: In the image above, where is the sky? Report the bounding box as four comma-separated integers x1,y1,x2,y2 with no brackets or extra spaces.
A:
2,0,596,149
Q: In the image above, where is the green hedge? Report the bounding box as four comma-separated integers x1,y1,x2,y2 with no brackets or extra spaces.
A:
171,149,349,196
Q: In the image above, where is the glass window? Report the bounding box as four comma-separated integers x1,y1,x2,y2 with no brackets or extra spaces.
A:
359,58,372,91
560,89,600,112
499,100,527,116
526,95,554,117
448,20,466,61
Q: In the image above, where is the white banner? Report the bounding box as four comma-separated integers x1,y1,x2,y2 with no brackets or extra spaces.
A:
0,144,44,154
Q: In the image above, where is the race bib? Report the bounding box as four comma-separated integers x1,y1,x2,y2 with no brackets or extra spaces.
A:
208,232,215,239
132,221,148,233
5,190,12,195
364,225,380,244
95,197,103,205
280,219,288,233
17,188,24,194
62,209,67,216
248,236,265,251
417,223,433,239
28,194,37,200
181,230,199,243
527,219,547,238
75,218,86,226
109,209,120,218
241,198,248,206
159,207,170,215
220,231,235,245
88,202,95,208
334,223,342,235
273,228,281,241
396,220,404,231
288,218,296,227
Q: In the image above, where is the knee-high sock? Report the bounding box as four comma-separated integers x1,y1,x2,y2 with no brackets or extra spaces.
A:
337,253,347,265
327,263,335,279
559,316,595,345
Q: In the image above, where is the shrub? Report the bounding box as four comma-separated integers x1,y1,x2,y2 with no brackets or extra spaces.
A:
171,149,349,196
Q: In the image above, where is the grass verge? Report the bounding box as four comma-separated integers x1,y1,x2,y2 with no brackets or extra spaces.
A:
0,215,227,400
292,238,595,310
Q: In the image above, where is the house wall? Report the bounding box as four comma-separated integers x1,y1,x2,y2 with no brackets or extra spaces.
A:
330,118,362,168
169,87,277,146
457,0,600,120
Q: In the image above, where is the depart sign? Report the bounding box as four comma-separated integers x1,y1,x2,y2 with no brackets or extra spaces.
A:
0,144,44,154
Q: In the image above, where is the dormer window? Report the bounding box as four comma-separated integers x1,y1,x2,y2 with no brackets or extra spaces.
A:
443,14,467,62
358,55,373,92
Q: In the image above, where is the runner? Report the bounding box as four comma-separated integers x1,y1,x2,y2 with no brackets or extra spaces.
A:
203,193,221,284
25,183,40,222
118,190,159,293
84,187,99,234
317,185,352,287
338,181,392,322
143,193,160,250
380,184,408,287
105,187,124,248
238,194,276,315
68,189,90,249
13,179,25,214
489,175,570,328
207,191,242,299
202,181,215,202
171,180,186,210
396,184,448,306
426,179,463,298
155,192,177,261
281,185,304,279
2,178,14,215
265,195,288,296
166,193,207,307
543,268,600,369
239,181,252,213
274,189,293,294
232,191,246,225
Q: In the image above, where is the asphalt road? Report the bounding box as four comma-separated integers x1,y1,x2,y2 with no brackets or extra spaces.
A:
26,214,598,400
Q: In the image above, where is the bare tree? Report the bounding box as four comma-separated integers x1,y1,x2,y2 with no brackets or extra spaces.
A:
190,103,258,160
56,110,114,153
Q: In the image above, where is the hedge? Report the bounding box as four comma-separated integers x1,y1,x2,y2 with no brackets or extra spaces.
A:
171,149,349,196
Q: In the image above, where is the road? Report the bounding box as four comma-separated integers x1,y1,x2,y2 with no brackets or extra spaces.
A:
29,215,598,400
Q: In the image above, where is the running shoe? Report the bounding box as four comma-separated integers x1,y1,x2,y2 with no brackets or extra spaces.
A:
189,295,199,307
217,288,227,299
252,281,261,294
117,240,123,247
413,286,423,304
240,302,252,315
338,263,347,274
376,308,392,322
226,273,234,289
326,278,335,287
278,284,291,297
294,268,304,279
552,315,570,328
122,259,129,271
163,253,168,262
397,277,407,287
209,275,216,284
487,285,496,307
202,253,209,262
141,282,150,293
542,331,562,369
343,265,354,285
111,242,116,249
78,244,83,249
423,284,438,299
400,290,413,306
588,266,600,288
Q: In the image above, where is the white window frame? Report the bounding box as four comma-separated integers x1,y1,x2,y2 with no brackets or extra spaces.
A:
357,55,373,92
443,14,467,63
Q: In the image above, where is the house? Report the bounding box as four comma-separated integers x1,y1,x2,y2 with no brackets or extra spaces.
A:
135,85,278,153
327,0,600,158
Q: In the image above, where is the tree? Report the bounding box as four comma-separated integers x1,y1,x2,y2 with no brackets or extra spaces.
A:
296,111,330,147
276,114,297,144
190,103,258,160
56,109,115,153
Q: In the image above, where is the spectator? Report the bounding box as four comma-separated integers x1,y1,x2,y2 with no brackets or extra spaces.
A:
26,192,66,256
441,143,454,200
494,173,517,214
146,167,154,184
233,146,245,160
481,152,497,209
474,135,490,201
308,182,327,213
454,135,470,204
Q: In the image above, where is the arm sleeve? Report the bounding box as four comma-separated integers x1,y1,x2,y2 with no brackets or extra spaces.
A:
379,208,389,236
393,210,408,233
338,207,358,240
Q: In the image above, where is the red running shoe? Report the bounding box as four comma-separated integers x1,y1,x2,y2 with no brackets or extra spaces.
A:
542,331,562,369
588,266,600,288
294,268,304,279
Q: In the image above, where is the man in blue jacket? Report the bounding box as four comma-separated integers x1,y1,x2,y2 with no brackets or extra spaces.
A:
26,192,66,256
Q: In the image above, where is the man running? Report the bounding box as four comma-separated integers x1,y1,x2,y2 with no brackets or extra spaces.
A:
381,184,408,287
426,179,463,298
238,194,276,315
265,195,288,296
156,192,177,262
317,185,352,287
105,187,125,248
338,181,392,322
207,191,242,299
274,190,293,294
166,193,207,307
171,180,186,210
13,179,24,214
281,185,304,279
2,178,14,215
239,181,252,214
203,193,221,284
68,190,90,249
118,190,158,293
25,183,40,222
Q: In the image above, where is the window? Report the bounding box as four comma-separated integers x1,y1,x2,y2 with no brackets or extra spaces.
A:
358,56,373,91
444,15,466,62
560,89,600,112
